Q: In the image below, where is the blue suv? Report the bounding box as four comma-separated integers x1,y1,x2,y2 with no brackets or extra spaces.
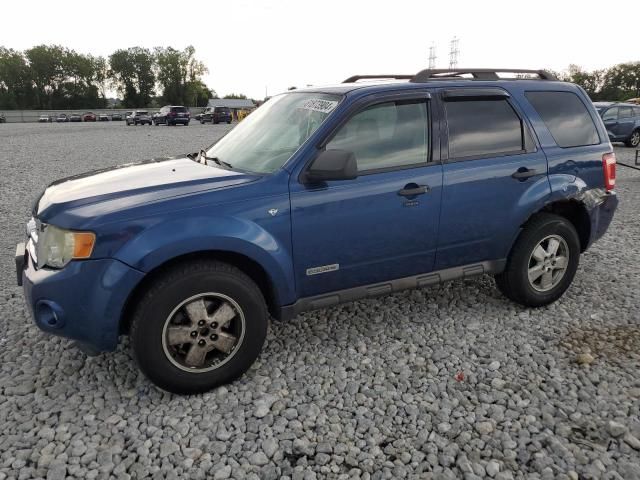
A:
593,102,640,148
16,68,618,394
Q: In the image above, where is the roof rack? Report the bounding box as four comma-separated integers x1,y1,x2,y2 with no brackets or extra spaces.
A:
342,74,414,83
342,68,557,84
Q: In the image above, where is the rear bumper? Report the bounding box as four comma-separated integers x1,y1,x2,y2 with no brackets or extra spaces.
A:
20,253,144,352
586,190,618,248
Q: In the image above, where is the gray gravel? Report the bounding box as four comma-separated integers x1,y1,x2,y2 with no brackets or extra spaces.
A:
1,122,639,479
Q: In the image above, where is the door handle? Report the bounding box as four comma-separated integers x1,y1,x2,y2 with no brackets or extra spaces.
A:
511,168,539,180
398,185,430,196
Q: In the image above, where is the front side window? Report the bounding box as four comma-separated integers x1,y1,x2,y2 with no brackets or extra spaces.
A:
601,107,618,120
526,91,600,147
206,93,341,173
445,99,525,159
326,100,429,172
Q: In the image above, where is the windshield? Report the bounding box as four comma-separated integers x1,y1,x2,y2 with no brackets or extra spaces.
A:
206,92,341,173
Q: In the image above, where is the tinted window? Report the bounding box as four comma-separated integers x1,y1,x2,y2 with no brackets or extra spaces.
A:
527,91,599,147
445,99,524,159
171,106,187,113
619,106,633,119
215,107,230,113
326,100,429,172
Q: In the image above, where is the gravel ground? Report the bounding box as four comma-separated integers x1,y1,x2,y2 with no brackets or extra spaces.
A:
0,122,639,480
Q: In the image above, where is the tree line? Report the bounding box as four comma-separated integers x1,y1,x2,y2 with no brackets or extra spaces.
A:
0,45,217,109
552,63,640,101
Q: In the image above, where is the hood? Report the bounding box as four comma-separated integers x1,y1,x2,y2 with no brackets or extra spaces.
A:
36,156,259,223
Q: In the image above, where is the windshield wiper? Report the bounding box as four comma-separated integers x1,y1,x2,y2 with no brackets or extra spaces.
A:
197,149,233,169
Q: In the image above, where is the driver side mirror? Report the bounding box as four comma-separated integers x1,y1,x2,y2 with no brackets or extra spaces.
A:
303,149,357,183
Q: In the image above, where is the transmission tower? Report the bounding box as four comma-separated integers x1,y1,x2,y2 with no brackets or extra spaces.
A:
428,44,437,69
449,36,459,69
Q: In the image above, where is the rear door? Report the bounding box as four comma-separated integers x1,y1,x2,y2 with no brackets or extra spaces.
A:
289,91,443,297
435,87,549,270
617,106,635,138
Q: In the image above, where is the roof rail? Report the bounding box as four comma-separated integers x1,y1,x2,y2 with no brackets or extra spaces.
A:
410,68,558,82
342,74,414,83
342,69,558,84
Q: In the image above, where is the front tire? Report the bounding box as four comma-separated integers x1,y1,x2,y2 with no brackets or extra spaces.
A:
130,260,268,394
494,213,580,307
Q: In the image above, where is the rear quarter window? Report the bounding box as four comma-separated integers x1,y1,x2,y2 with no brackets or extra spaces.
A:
526,91,600,148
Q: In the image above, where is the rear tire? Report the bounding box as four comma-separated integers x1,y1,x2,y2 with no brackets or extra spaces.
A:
130,260,268,394
626,129,640,148
494,213,580,307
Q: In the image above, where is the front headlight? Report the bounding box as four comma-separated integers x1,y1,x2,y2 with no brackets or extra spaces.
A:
36,224,96,268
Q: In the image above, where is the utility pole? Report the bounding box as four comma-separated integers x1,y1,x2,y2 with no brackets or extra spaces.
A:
449,36,459,69
428,44,437,69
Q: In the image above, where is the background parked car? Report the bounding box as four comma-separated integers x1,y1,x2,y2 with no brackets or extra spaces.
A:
111,113,123,121
83,112,97,122
201,106,232,124
38,114,51,123
69,113,82,122
56,114,69,123
154,105,190,126
98,114,110,121
594,101,640,147
126,110,153,125
0,113,5,123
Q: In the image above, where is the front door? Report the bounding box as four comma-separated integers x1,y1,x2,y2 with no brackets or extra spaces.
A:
289,93,442,298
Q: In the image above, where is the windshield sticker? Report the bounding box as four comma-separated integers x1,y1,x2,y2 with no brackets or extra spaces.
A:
298,98,338,114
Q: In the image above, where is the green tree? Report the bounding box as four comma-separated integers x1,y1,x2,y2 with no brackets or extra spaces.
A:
601,62,640,100
109,47,155,107
155,45,209,105
24,44,66,109
563,64,604,100
0,47,33,108
223,93,248,99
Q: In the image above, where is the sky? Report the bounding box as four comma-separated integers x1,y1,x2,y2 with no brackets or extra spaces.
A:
2,0,638,100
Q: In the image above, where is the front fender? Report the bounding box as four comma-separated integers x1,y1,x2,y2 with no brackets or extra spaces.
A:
113,215,296,306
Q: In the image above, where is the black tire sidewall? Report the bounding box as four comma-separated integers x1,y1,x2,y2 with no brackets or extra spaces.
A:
132,267,268,394
509,216,580,306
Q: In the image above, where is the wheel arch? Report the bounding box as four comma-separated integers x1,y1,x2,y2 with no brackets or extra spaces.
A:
119,249,283,336
514,199,591,254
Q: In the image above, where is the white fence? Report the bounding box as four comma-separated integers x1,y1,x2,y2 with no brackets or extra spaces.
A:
0,107,207,123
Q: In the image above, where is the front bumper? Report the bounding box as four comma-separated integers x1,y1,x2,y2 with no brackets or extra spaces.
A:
17,251,145,352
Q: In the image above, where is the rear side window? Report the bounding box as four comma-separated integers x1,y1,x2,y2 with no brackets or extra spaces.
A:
619,106,633,119
445,99,526,159
526,91,599,148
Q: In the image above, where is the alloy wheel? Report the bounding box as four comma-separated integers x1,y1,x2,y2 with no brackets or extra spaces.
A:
527,234,569,292
161,293,245,373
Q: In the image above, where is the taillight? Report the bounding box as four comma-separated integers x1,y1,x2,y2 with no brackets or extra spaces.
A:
602,152,616,191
